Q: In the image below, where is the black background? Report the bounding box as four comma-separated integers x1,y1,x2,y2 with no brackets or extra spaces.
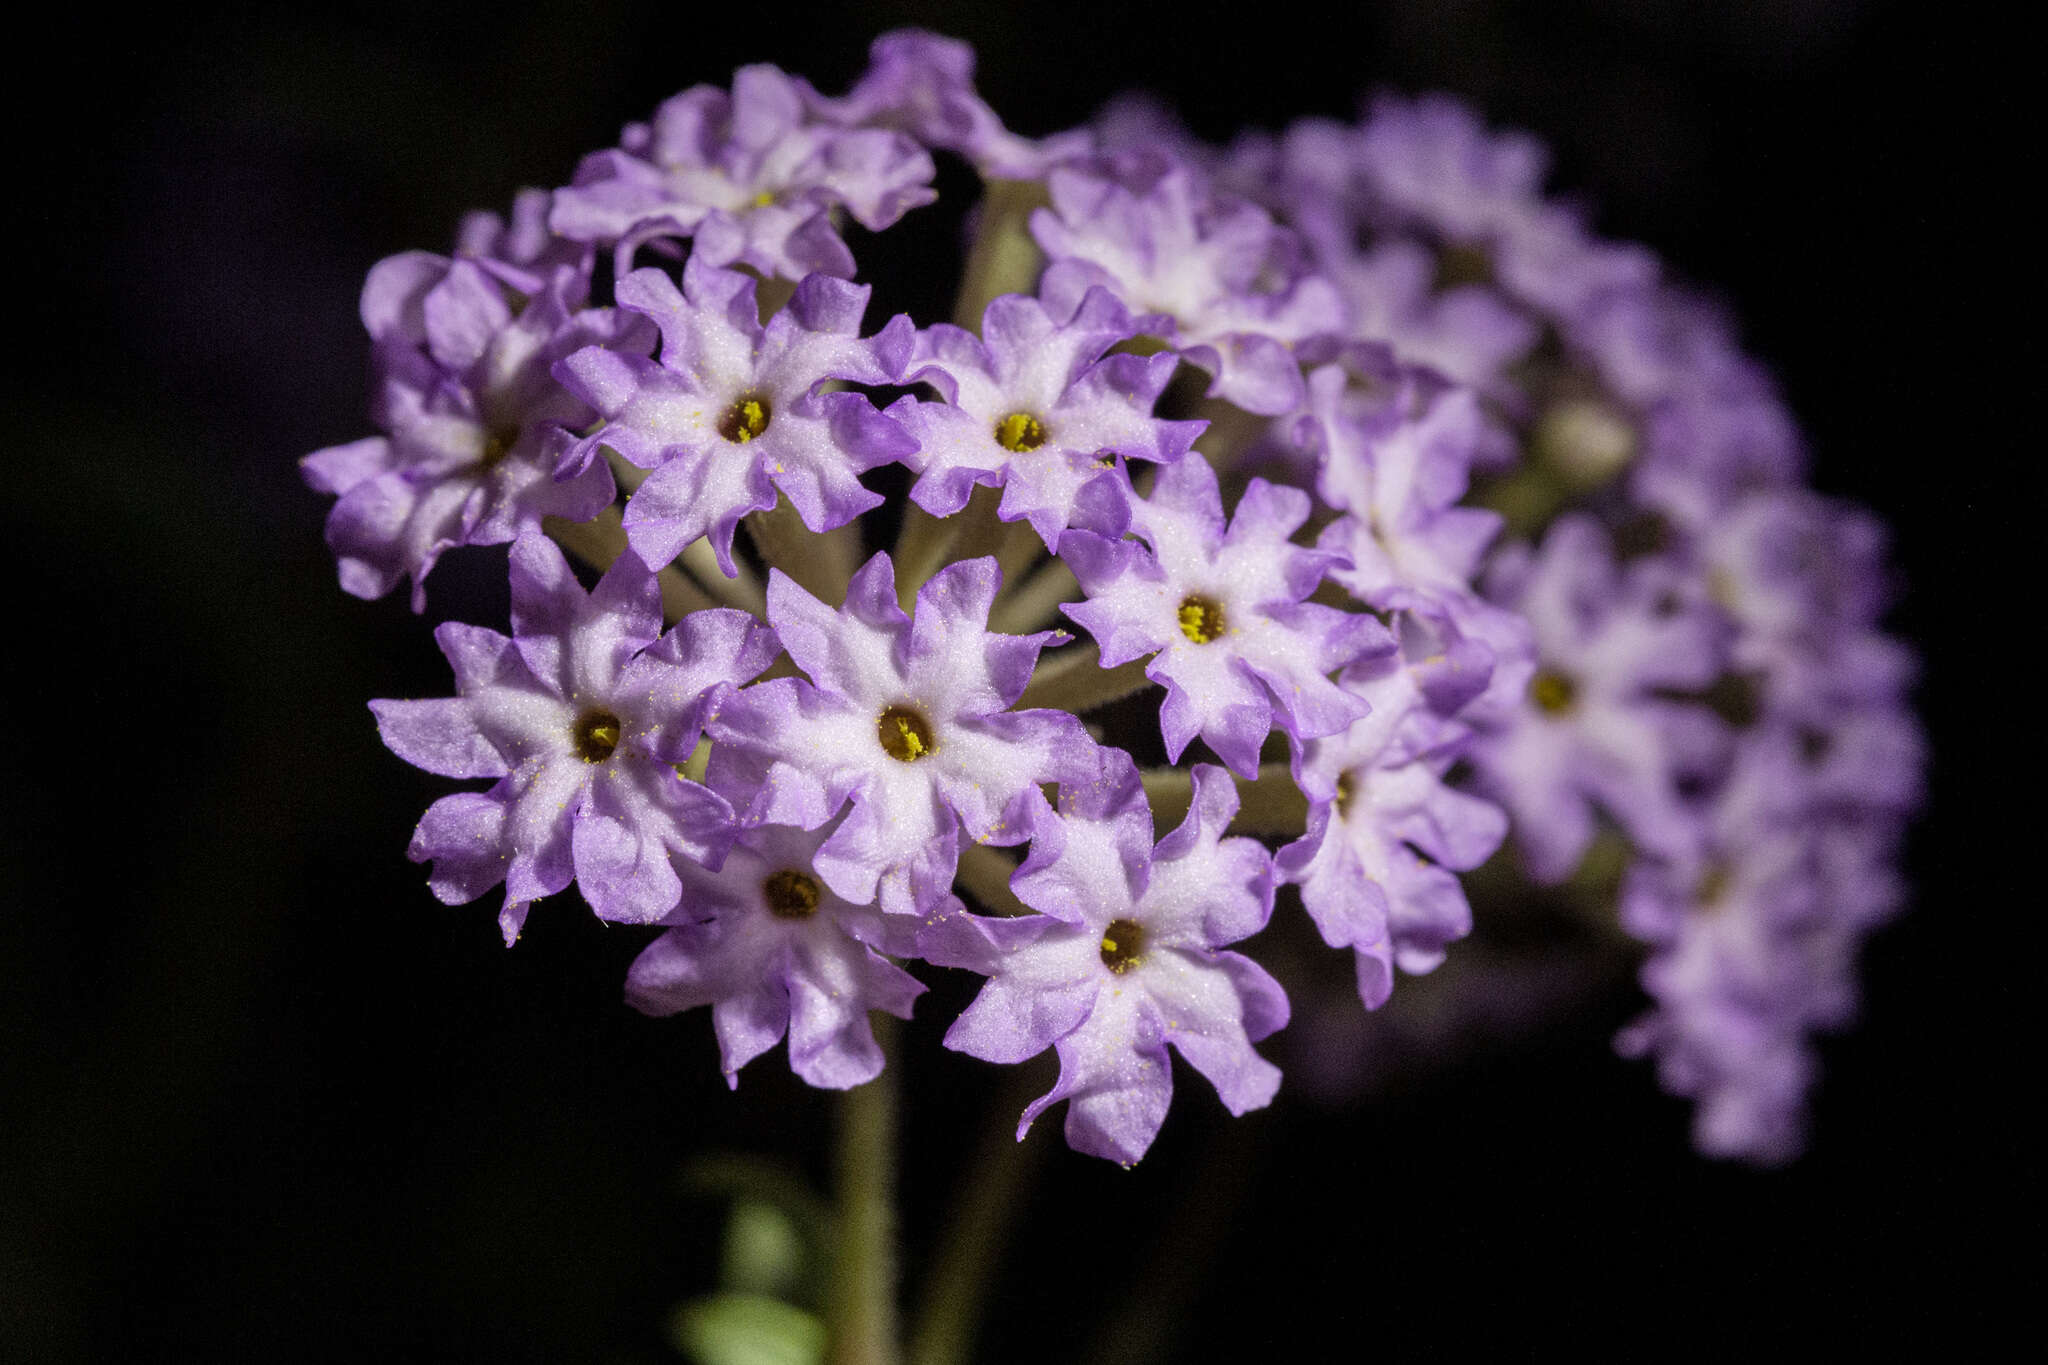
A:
1,1,2022,1359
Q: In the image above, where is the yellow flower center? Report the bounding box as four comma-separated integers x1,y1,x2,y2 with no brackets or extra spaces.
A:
719,394,772,443
877,704,936,762
994,411,1048,452
1177,595,1226,645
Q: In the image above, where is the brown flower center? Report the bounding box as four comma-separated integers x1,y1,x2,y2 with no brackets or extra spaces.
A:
1432,241,1495,292
478,425,520,468
877,704,936,762
572,709,624,763
719,394,772,443
1530,669,1578,716
763,868,823,920
1099,918,1145,974
1694,861,1732,911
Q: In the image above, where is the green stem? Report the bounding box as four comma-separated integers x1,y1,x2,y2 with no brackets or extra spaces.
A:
894,487,1002,610
991,517,1045,597
1016,645,1152,714
954,843,1027,917
746,496,855,605
907,1065,1051,1365
988,557,1079,636
1077,1117,1259,1365
543,508,718,621
952,179,1051,330
826,1023,901,1365
679,535,767,616
1139,762,1305,837
1188,394,1269,470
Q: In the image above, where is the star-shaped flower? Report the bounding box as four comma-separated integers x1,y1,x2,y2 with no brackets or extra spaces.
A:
799,29,1091,179
893,288,1201,548
1277,653,1508,1008
626,818,927,1090
1032,157,1344,414
303,257,644,610
373,535,778,942
1294,365,1533,713
555,258,916,575
550,63,936,280
1467,516,1728,882
708,554,1096,916
920,757,1286,1165
1060,453,1392,776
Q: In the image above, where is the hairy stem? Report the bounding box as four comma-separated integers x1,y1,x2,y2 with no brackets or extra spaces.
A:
601,447,767,614
1140,767,1194,833
679,536,767,616
953,179,1051,330
992,517,1046,599
894,486,1002,609
907,1064,1051,1365
542,508,718,621
1078,1117,1259,1365
955,843,1027,917
746,496,856,605
1232,762,1311,835
1017,645,1152,714
826,1023,901,1365
754,272,798,321
988,557,1080,636
1139,763,1306,837
1189,394,1271,471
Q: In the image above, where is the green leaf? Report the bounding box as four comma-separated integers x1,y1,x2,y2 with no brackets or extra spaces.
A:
672,1292,825,1365
721,1199,806,1299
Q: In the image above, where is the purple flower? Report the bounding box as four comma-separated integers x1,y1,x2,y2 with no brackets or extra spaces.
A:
1698,489,1925,818
1354,93,1656,325
893,289,1202,547
549,63,936,280
1610,734,1899,1165
372,535,778,943
1295,365,1533,712
555,258,916,575
625,818,927,1089
302,257,645,610
708,555,1096,917
920,758,1286,1164
1630,387,1806,536
455,187,593,287
800,29,1091,179
1467,516,1728,882
1319,237,1540,398
1277,654,1508,1008
1061,454,1391,777
1032,159,1344,414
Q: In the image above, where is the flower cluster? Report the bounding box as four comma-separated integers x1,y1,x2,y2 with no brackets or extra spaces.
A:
310,31,1918,1164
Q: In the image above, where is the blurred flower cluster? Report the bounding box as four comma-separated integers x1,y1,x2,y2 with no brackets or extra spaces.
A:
307,30,1920,1166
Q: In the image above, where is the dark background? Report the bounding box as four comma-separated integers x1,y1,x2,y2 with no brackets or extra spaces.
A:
2,1,2021,1358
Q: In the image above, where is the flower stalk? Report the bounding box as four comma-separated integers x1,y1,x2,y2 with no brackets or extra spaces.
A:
827,1022,902,1365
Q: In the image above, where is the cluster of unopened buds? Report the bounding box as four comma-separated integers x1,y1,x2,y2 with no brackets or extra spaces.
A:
308,30,1921,1166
